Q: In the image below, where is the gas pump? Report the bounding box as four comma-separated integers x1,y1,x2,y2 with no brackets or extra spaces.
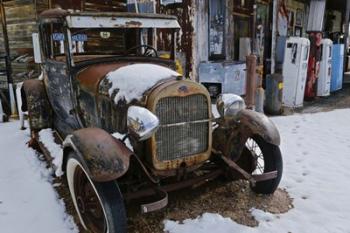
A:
305,32,322,99
282,37,310,108
304,0,326,100
317,39,333,96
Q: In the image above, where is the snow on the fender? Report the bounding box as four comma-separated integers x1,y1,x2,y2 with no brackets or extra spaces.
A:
112,132,134,152
164,109,350,233
106,64,180,104
0,121,77,233
39,129,64,177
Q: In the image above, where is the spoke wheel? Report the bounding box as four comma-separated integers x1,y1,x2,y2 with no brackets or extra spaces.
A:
73,165,107,233
245,138,265,175
66,152,127,233
241,136,283,194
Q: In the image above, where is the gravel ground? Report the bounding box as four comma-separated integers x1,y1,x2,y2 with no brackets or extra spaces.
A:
52,173,292,233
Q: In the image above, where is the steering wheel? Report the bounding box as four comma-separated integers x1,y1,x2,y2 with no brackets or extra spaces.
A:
125,45,159,57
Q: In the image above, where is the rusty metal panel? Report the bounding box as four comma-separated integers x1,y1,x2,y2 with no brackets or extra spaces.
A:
22,79,52,131
64,128,133,182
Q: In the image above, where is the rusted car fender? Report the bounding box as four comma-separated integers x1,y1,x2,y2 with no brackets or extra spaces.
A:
213,109,280,160
62,128,133,182
21,79,52,131
238,109,280,146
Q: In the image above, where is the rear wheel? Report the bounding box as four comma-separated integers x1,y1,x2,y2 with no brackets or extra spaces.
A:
66,152,127,233
241,136,283,194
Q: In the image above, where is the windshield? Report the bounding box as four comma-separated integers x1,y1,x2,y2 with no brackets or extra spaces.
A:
68,28,136,56
41,22,177,64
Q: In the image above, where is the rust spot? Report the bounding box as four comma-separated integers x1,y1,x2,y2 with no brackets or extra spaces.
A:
125,20,142,27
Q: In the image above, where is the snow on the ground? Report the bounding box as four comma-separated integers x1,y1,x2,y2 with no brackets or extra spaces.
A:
39,129,64,177
165,109,350,233
0,122,77,233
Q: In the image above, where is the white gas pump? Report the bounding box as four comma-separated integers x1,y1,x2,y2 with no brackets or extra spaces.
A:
282,37,310,108
317,39,333,96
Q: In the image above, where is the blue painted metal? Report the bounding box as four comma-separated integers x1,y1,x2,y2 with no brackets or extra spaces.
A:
331,44,344,92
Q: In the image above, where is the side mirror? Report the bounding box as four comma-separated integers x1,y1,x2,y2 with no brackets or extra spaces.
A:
127,106,159,141
216,94,246,118
32,33,42,64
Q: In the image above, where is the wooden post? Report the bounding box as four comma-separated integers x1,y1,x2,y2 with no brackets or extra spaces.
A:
246,54,257,109
271,0,278,74
0,0,17,118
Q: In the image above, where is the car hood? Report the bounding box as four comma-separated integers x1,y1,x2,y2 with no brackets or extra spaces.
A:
76,63,180,104
102,64,180,104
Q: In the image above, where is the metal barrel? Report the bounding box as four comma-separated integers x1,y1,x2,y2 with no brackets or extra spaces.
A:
265,73,283,115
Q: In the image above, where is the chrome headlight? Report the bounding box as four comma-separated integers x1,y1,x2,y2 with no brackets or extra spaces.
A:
127,106,159,141
216,94,246,118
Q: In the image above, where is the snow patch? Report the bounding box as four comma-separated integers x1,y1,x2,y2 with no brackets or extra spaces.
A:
164,213,251,233
112,132,134,152
106,64,180,104
250,208,276,223
0,122,78,233
212,104,220,118
39,129,64,177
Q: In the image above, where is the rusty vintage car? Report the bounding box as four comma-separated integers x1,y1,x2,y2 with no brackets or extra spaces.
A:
21,9,283,233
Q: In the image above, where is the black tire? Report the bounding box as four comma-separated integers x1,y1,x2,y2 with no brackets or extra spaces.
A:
243,136,283,194
66,152,127,233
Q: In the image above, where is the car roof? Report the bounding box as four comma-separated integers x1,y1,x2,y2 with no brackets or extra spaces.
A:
39,9,181,29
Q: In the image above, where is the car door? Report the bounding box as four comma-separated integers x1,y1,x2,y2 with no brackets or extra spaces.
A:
40,23,81,136
44,59,81,136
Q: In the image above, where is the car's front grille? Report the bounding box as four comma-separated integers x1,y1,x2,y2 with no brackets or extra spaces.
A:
155,94,210,162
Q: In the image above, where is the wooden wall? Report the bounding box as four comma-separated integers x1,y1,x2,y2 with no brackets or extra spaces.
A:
0,0,126,89
0,0,48,88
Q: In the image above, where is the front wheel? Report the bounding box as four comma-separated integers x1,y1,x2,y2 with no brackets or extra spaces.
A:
66,152,127,233
242,136,283,194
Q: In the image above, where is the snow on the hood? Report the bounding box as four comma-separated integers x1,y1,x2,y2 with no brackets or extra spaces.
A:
0,121,78,233
112,132,134,152
39,129,64,177
106,64,180,104
164,109,350,233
